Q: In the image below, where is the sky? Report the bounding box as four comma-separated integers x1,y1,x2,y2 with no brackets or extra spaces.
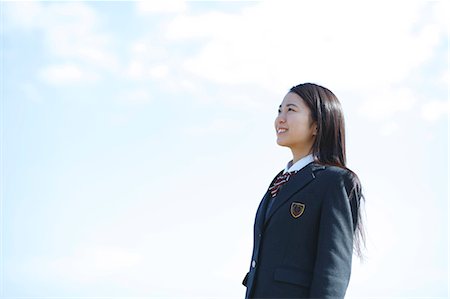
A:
1,0,449,298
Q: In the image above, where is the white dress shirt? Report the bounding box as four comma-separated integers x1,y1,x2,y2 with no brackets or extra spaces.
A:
283,154,315,174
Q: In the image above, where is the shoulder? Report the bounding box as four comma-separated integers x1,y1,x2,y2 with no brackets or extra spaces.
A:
312,163,351,182
311,163,359,194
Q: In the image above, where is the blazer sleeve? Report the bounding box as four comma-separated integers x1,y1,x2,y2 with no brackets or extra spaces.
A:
309,173,354,298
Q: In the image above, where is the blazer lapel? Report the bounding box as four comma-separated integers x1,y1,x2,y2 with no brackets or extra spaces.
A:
255,192,270,233
264,163,324,224
255,170,283,233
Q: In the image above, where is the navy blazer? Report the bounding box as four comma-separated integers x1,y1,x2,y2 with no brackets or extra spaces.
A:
243,162,359,299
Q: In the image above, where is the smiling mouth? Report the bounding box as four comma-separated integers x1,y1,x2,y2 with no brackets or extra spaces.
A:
277,128,287,134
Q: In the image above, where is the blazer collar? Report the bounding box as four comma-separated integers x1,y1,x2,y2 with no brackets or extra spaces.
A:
264,162,325,225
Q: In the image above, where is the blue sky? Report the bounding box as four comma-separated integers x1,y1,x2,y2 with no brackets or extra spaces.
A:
1,1,449,298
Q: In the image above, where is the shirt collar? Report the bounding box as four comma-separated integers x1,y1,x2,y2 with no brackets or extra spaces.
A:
283,154,314,174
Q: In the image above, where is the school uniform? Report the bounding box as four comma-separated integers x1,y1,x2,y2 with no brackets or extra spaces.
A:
243,155,359,299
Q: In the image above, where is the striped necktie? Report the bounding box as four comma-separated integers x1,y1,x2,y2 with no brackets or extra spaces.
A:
268,171,298,198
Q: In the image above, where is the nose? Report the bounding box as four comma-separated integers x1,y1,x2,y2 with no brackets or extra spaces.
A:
276,113,286,125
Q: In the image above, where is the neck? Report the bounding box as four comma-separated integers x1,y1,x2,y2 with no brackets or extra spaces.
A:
291,148,313,164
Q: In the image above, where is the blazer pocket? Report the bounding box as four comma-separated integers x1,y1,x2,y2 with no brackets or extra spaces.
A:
242,272,249,286
274,267,312,287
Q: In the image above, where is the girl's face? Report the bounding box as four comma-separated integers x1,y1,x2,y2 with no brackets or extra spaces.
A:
274,92,317,154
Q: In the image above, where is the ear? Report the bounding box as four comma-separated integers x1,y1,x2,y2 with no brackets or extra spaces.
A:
312,123,318,136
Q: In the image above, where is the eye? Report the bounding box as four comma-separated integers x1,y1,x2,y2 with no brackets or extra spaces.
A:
288,107,295,112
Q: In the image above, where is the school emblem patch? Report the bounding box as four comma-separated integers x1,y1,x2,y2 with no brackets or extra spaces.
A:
291,202,305,218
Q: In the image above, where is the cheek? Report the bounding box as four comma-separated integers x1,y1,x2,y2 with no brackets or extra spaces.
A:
291,116,308,128
294,120,314,136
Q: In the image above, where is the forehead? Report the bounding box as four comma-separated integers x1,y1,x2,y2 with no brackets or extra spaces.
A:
280,92,306,107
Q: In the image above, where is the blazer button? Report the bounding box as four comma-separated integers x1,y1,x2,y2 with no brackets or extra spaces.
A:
258,233,262,238
252,260,256,268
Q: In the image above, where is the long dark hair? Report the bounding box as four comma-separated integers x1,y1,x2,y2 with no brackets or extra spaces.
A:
290,82,366,259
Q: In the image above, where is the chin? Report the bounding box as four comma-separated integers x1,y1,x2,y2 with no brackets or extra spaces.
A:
276,139,290,147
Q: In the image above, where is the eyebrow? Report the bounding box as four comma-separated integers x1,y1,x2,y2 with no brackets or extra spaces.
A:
279,103,299,108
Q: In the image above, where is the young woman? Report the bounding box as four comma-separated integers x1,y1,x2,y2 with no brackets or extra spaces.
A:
243,83,364,299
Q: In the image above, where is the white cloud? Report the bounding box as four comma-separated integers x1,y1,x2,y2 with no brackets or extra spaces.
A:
116,88,152,105
421,100,449,122
163,1,441,92
441,70,449,86
358,87,417,120
136,1,187,14
124,61,170,80
39,63,99,85
149,64,170,79
166,11,238,40
129,40,169,57
41,2,118,72
183,118,242,137
179,79,200,94
379,121,401,136
125,60,146,79
124,41,171,80
431,0,450,35
4,1,43,29
6,2,118,74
